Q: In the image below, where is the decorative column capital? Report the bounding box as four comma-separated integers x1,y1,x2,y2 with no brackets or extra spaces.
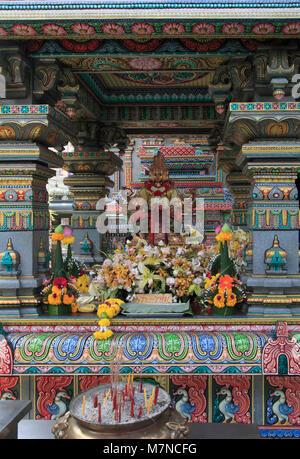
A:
0,104,75,151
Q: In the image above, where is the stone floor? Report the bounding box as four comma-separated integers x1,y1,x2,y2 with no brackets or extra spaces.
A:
17,419,261,439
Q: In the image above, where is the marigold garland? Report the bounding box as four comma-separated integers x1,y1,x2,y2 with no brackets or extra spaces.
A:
93,299,124,340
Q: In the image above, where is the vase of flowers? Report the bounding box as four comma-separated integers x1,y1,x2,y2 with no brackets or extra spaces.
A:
203,224,246,316
42,225,80,316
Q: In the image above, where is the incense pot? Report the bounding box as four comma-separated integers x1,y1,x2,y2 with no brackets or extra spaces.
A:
52,382,189,439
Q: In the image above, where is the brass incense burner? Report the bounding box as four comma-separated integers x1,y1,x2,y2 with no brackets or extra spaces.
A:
52,382,189,440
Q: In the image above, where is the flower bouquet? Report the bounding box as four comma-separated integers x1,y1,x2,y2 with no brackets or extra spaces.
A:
203,224,246,316
91,239,215,310
42,225,80,315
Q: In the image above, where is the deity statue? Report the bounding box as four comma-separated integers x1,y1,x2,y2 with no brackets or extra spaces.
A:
136,151,184,246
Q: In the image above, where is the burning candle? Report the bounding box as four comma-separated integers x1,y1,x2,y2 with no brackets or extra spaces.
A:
144,387,147,409
98,403,101,423
82,395,85,416
127,373,130,388
151,387,155,400
118,404,121,423
132,387,135,400
93,395,98,408
154,386,159,405
138,406,143,419
103,389,110,404
131,399,134,417
139,378,143,393
147,394,153,414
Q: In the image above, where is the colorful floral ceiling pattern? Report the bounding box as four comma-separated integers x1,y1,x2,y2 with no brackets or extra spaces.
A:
0,20,300,40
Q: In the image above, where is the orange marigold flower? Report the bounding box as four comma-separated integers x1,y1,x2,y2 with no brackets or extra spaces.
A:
213,292,225,308
216,232,232,243
219,274,234,291
226,291,237,307
48,292,61,305
51,233,64,242
63,293,74,305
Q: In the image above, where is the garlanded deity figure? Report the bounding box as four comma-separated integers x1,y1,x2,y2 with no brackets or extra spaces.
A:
136,151,183,245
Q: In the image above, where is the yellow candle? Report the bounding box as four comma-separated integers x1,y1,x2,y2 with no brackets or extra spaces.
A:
144,387,148,409
147,395,153,414
103,389,111,404
82,395,85,416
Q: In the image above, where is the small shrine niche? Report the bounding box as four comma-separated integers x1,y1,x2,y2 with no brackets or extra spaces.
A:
0,238,20,276
264,235,287,274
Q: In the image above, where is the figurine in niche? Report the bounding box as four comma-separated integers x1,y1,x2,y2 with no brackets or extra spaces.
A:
80,233,93,255
137,151,183,246
264,235,287,274
37,238,50,274
0,238,21,276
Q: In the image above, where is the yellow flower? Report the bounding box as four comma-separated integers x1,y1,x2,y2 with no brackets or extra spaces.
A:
216,232,232,243
205,274,219,290
107,298,124,306
213,292,225,308
99,318,110,327
76,274,90,293
94,329,113,340
62,236,75,245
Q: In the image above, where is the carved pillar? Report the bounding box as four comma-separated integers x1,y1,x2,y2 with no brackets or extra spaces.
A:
224,101,300,317
62,123,125,265
225,170,252,228
0,104,72,317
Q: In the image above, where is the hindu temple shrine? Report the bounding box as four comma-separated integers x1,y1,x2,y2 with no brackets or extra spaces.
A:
0,0,300,440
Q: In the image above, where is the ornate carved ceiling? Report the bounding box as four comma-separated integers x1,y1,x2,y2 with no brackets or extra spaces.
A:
1,1,300,138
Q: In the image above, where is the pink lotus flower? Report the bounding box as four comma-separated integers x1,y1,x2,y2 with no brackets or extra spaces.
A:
102,23,125,36
131,23,154,35
281,23,300,35
251,23,275,35
128,56,162,71
192,23,215,35
222,23,245,35
0,27,8,37
162,23,185,35
42,24,67,36
63,225,73,237
70,23,96,36
215,224,223,234
11,24,38,37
